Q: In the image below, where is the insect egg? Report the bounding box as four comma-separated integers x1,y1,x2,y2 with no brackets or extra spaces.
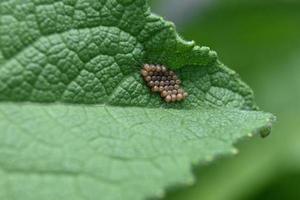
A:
159,86,164,92
141,70,148,76
171,94,177,102
176,93,183,101
156,66,161,72
152,86,159,92
148,81,154,87
144,64,150,71
177,88,183,94
161,90,168,97
149,65,155,70
145,76,151,82
165,95,172,102
141,64,188,103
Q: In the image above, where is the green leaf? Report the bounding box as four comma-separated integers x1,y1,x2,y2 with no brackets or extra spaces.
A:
0,104,273,200
0,0,274,200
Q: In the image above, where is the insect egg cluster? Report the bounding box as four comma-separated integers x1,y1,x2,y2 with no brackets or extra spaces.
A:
141,64,188,103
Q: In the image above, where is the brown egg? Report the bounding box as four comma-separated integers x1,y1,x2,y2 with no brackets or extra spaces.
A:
141,64,187,103
148,81,155,87
156,65,161,72
144,64,151,71
161,90,168,97
159,86,164,92
165,95,172,102
145,76,151,82
141,69,148,76
150,65,156,71
152,86,159,92
176,93,183,101
171,94,177,102
179,88,184,93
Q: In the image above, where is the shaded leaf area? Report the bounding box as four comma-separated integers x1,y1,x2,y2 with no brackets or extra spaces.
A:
0,0,274,200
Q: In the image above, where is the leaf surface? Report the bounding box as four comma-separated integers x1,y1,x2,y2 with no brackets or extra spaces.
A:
0,104,273,200
0,0,274,199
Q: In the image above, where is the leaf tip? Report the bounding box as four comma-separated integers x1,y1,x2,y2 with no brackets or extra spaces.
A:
254,114,276,138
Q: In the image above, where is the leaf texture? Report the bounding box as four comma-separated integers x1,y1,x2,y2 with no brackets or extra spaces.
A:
0,0,274,200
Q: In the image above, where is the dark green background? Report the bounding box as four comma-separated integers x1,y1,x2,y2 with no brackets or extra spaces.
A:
151,0,300,199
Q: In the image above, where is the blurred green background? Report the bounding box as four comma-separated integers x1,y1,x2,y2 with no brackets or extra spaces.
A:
151,0,300,200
